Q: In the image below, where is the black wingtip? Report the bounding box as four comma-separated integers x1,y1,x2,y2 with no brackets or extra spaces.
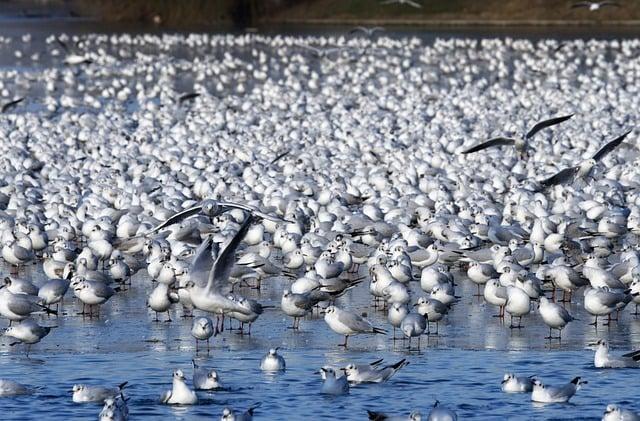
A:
570,377,581,385
118,381,129,390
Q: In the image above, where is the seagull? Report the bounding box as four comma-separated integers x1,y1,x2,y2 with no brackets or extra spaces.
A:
602,404,640,421
320,367,349,395
221,403,261,421
72,382,128,403
343,359,409,383
592,340,640,368
349,27,385,37
191,316,215,351
531,377,587,403
260,348,286,372
324,305,387,347
367,410,422,421
145,199,285,236
381,0,423,9
182,216,257,329
0,379,30,396
160,370,198,405
538,130,632,189
571,1,620,11
192,360,222,390
461,114,573,159
3,318,56,355
428,400,458,421
538,296,577,339
501,373,534,393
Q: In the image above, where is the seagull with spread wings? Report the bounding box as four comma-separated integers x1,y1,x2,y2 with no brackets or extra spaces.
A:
571,1,620,11
461,114,573,159
145,199,286,236
182,214,258,333
538,129,633,190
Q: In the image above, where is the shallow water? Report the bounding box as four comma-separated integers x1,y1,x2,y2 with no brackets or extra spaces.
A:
1,260,639,420
0,19,639,420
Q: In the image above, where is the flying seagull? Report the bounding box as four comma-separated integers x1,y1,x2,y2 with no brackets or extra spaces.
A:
145,199,287,236
381,0,422,8
571,1,620,11
349,27,385,37
537,129,633,189
462,114,573,159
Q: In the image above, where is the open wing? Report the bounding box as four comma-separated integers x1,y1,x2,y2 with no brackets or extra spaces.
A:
178,92,200,103
591,129,632,162
146,205,203,236
570,2,591,8
218,201,286,223
205,214,255,294
538,166,578,188
2,97,25,113
526,114,573,139
189,235,214,287
461,137,515,154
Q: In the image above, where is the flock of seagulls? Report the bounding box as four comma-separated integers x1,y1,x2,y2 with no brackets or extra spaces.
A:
0,20,638,420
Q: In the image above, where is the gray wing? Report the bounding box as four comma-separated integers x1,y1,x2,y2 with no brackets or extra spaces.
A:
12,246,33,261
189,236,214,287
539,166,578,188
146,205,203,235
206,215,254,294
461,137,516,154
218,201,286,223
7,296,39,316
598,290,624,307
159,390,172,403
592,130,632,162
337,310,373,332
292,294,313,310
525,114,573,139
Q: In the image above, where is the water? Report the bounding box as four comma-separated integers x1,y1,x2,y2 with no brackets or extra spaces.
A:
1,260,639,420
0,17,639,420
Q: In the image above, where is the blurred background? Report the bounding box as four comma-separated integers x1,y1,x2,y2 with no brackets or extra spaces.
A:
1,0,640,28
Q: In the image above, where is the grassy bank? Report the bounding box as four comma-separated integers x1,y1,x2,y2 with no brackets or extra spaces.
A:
26,0,640,27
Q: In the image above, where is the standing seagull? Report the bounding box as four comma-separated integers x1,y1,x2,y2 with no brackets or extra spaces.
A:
538,130,632,189
539,296,576,340
324,305,386,347
461,114,573,158
571,2,620,11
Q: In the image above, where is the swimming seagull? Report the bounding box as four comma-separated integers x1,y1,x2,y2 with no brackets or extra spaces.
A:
461,114,573,159
367,410,422,420
0,379,30,396
592,340,640,368
343,359,409,383
159,370,198,405
145,199,285,236
319,367,349,395
72,382,128,403
428,400,458,421
260,348,286,372
501,373,534,393
538,130,632,189
531,377,587,403
192,360,222,390
324,305,387,347
220,403,261,421
602,404,640,421
571,1,620,11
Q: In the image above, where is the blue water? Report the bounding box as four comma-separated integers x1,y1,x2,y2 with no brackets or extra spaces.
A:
1,262,639,420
